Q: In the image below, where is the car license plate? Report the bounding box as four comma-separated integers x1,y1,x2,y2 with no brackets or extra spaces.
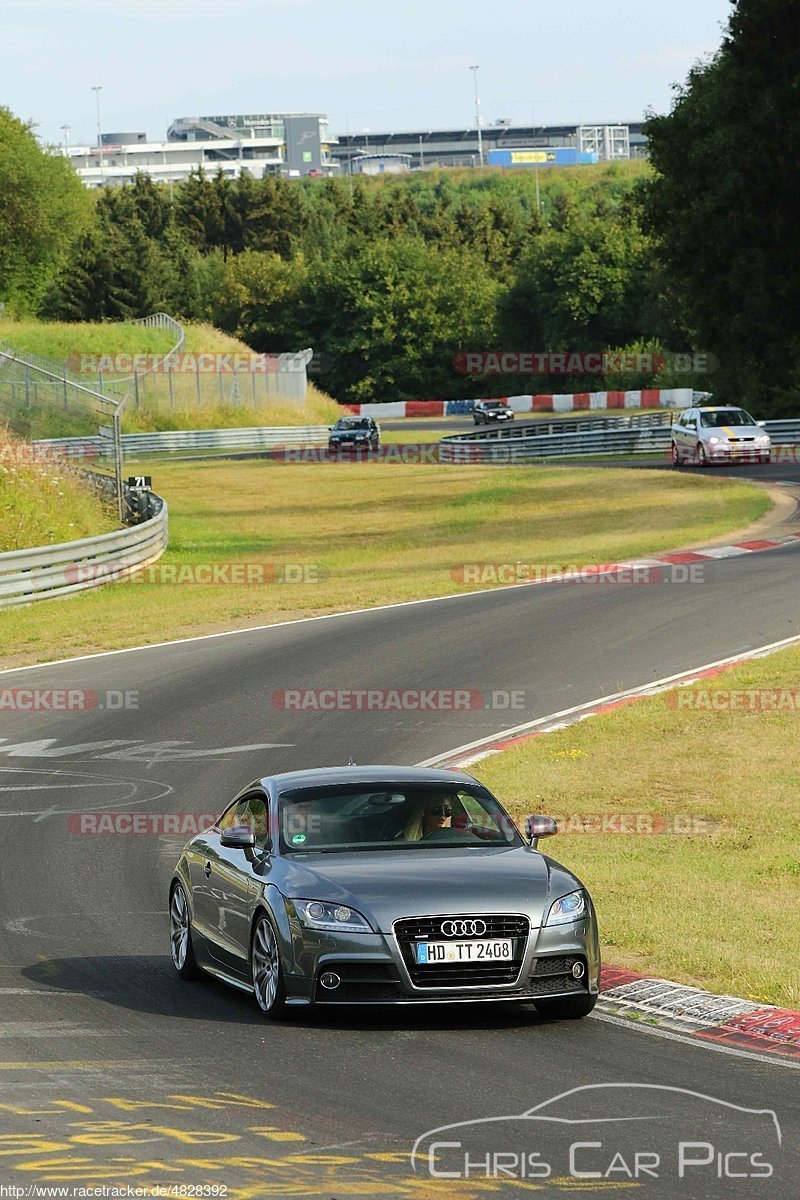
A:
415,939,513,964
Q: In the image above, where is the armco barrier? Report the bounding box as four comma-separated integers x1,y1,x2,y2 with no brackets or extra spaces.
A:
439,418,800,463
0,495,168,607
458,412,672,441
439,424,673,463
33,425,330,461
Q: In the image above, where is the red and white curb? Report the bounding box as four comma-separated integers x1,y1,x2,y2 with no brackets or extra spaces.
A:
454,531,800,593
600,968,800,1061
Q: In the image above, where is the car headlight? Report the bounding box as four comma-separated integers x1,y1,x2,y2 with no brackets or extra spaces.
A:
294,899,374,933
546,889,587,926
757,434,770,444
708,436,723,444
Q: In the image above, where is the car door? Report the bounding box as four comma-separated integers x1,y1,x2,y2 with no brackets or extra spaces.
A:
197,793,269,975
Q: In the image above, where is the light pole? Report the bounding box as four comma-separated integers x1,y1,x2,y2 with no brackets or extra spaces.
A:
469,65,484,167
60,123,71,155
91,85,102,149
419,134,425,170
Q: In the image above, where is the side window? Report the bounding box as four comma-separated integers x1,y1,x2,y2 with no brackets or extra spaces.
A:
218,793,270,850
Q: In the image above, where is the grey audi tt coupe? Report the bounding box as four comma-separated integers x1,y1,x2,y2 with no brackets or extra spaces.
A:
169,765,600,1019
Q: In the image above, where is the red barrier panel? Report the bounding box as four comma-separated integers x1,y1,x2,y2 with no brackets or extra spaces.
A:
572,393,591,411
606,391,626,409
532,394,554,412
405,401,445,417
641,390,661,408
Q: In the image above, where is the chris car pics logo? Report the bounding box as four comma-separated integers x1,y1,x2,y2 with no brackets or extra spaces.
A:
411,1084,782,1191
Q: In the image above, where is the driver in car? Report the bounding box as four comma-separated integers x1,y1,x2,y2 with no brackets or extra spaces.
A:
401,796,454,840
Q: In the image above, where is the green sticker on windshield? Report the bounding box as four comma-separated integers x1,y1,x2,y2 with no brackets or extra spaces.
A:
291,833,307,845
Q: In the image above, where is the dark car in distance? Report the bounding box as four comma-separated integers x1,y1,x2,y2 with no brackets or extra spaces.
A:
328,417,380,453
473,400,514,425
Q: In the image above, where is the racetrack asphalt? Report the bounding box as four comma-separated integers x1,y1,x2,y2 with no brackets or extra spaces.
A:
1,521,799,1195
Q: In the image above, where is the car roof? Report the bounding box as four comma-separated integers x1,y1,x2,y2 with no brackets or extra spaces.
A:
694,406,748,412
260,764,478,791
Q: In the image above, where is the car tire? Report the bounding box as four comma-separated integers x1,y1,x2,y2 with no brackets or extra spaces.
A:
696,442,708,467
533,992,597,1020
169,882,200,979
671,443,682,467
762,452,771,464
251,913,288,1019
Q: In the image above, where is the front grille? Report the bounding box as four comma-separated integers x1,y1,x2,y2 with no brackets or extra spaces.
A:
394,913,530,989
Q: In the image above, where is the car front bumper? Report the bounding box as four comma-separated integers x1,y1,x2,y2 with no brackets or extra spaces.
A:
278,912,600,1007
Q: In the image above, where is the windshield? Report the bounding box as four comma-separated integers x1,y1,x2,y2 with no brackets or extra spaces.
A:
278,783,523,853
699,409,756,428
333,418,369,430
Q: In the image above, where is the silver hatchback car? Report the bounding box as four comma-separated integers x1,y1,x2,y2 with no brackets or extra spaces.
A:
672,406,771,466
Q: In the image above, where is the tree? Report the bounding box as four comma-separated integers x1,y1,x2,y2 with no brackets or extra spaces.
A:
0,108,90,314
643,0,800,415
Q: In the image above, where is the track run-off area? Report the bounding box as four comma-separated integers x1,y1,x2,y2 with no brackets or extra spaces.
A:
0,473,799,1198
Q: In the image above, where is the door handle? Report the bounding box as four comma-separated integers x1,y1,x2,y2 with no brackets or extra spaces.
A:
204,861,212,878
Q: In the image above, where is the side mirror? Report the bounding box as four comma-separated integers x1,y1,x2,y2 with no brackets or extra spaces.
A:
524,814,558,848
757,420,766,427
220,825,257,855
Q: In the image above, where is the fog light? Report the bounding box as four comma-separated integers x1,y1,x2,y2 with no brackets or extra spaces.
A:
571,961,585,980
320,972,341,990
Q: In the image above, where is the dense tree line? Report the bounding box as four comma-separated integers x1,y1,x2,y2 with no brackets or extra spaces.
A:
643,0,800,417
35,165,675,403
2,0,796,415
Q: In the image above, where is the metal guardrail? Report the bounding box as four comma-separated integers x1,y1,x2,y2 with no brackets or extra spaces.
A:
440,425,674,462
0,495,168,608
34,425,331,459
440,419,800,463
460,411,674,441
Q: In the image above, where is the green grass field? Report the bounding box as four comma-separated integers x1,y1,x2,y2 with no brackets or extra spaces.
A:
473,643,800,1008
0,460,769,667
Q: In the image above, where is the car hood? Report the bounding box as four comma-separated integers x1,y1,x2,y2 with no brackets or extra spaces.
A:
700,423,764,439
274,845,557,931
330,429,370,440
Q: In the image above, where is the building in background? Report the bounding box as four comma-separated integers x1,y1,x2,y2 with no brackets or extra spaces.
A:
63,112,337,188
350,152,413,175
333,121,644,172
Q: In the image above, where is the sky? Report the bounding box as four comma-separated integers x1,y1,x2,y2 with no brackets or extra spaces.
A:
3,0,733,148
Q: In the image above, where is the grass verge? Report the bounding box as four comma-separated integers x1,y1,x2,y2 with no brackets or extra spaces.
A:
0,429,116,553
0,461,768,667
472,645,800,1009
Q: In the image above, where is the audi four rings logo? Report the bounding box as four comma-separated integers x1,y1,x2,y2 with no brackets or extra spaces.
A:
441,919,487,937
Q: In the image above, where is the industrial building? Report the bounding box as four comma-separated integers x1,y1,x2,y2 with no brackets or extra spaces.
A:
61,112,644,187
334,122,642,172
63,113,337,188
